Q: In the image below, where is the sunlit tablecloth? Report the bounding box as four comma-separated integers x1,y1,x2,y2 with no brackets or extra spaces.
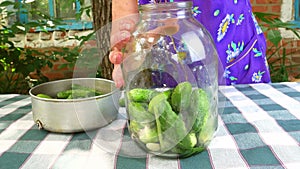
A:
1,82,300,169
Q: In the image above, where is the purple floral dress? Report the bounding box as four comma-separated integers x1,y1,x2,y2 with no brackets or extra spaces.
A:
138,0,271,85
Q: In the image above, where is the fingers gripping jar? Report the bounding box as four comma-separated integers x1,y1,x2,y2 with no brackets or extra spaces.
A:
121,1,220,158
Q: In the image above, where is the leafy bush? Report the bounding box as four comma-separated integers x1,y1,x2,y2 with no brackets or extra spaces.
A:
0,1,56,93
254,12,300,82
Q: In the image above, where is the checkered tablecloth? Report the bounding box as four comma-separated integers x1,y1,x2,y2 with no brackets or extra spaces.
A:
1,82,300,169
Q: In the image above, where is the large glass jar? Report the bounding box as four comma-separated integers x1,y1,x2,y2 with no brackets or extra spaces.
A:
121,1,220,158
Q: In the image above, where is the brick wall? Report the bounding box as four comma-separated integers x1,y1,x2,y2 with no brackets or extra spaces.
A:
251,0,282,14
11,30,93,48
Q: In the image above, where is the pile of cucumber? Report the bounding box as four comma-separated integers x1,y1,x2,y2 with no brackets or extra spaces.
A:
36,84,102,99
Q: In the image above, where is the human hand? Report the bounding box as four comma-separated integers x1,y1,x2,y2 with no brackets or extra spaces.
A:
109,0,138,88
110,0,138,88
109,19,136,88
110,0,179,88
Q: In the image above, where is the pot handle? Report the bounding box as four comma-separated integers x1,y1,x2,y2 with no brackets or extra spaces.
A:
36,120,43,130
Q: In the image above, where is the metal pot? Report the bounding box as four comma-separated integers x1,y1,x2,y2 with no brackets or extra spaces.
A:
29,78,121,133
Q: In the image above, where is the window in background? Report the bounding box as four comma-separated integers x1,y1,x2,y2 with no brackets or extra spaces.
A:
295,0,300,22
18,0,93,30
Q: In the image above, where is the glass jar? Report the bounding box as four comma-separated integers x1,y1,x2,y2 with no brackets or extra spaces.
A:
121,1,220,158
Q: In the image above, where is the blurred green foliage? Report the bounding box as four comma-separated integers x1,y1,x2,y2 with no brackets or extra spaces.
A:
0,0,98,94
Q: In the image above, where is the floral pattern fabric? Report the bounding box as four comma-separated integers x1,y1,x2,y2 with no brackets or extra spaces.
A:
138,0,271,85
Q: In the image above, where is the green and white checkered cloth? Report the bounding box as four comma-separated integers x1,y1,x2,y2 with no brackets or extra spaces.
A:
1,82,300,169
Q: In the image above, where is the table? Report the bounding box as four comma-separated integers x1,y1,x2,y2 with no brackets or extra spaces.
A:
1,82,300,169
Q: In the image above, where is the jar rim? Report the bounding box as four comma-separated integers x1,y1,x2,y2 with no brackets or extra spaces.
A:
139,1,193,12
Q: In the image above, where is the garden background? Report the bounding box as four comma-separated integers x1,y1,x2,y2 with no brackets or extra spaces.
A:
1,0,300,94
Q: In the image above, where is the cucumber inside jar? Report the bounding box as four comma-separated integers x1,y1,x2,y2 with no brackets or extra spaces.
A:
126,81,218,158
